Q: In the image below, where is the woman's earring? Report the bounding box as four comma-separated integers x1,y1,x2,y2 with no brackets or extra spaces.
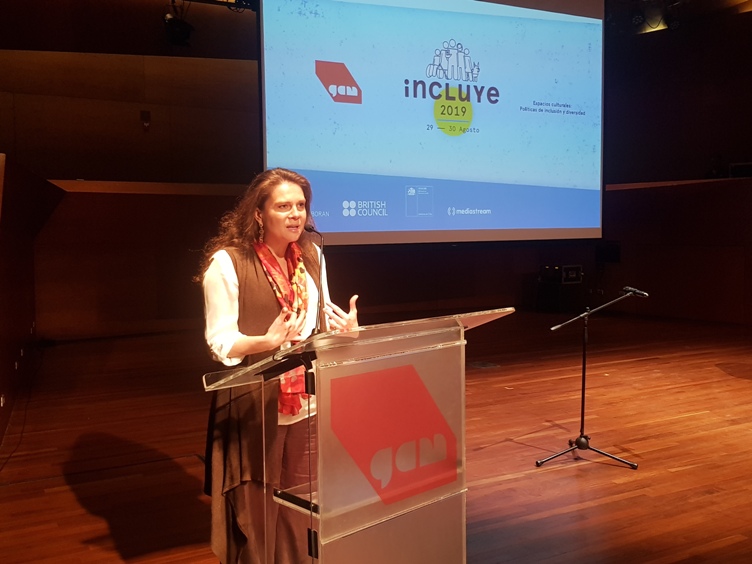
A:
258,221,264,243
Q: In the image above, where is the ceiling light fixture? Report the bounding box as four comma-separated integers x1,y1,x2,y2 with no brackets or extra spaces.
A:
163,1,194,46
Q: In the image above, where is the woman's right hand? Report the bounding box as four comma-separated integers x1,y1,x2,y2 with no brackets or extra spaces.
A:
265,307,305,348
227,308,306,359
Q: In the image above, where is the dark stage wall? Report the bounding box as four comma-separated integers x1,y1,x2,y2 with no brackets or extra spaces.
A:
2,7,752,444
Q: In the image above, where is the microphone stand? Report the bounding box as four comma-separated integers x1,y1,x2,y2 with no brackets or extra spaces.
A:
304,225,325,335
302,225,324,558
535,288,644,470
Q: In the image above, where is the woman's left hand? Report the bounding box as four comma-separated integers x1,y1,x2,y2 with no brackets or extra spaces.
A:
325,294,359,331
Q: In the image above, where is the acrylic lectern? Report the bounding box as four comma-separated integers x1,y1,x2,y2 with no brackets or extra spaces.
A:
203,307,514,564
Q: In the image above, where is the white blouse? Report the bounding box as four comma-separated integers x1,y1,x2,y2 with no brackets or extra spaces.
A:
203,247,330,365
203,247,330,424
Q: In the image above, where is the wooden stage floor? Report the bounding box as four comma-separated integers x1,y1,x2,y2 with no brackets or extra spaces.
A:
2,311,752,563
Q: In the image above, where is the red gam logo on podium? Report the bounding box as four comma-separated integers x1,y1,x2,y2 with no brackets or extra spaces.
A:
330,365,458,504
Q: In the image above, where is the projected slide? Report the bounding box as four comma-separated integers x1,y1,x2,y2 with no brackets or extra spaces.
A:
261,0,604,244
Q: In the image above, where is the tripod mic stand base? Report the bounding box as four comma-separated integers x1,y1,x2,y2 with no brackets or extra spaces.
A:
535,434,638,469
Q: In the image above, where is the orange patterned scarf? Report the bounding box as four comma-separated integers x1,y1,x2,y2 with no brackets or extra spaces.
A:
253,242,310,415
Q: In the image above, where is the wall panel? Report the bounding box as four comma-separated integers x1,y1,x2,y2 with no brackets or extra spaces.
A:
0,156,64,441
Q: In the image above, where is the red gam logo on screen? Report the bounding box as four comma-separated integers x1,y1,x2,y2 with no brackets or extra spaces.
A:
330,365,457,504
315,60,362,104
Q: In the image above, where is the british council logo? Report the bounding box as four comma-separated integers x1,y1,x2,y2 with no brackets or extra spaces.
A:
343,201,357,217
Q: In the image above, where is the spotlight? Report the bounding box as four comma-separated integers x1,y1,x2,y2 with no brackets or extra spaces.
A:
631,9,646,26
664,14,680,31
234,0,259,9
164,12,194,46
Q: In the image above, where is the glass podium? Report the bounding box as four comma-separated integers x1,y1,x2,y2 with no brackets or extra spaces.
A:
203,307,514,563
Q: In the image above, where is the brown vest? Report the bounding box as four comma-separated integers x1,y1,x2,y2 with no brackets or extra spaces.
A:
228,246,323,362
206,245,321,563
227,247,283,365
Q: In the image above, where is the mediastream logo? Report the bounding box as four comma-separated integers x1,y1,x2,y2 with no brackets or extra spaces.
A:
330,365,458,504
316,60,362,104
404,39,500,136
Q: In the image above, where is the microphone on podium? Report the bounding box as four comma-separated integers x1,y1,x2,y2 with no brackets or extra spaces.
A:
623,286,649,298
304,225,325,334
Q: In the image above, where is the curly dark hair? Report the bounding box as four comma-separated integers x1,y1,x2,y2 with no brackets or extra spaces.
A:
196,168,319,281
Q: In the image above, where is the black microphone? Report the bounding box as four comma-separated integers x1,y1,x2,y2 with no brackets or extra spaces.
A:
304,225,325,334
623,286,649,298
